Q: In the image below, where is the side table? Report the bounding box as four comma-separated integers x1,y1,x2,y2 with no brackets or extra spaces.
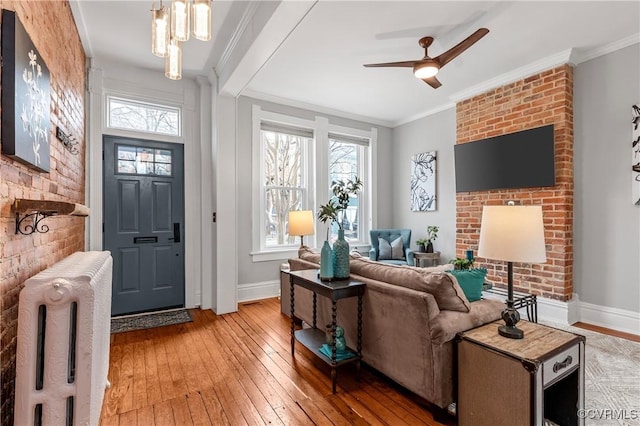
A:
289,269,365,393
457,320,585,425
414,251,440,267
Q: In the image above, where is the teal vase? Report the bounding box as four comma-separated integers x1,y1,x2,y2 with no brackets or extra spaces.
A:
320,240,334,280
333,229,350,279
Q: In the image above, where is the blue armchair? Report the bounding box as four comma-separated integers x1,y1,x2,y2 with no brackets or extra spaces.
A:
369,229,415,266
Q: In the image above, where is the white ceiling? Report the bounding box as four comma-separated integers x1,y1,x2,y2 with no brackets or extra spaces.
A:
71,1,640,127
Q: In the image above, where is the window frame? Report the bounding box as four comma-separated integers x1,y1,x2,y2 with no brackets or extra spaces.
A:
106,95,182,137
251,106,318,261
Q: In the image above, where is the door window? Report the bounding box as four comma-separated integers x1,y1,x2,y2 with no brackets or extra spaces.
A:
116,145,173,176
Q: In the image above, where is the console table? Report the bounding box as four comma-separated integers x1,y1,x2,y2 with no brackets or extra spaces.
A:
457,321,585,425
289,269,365,393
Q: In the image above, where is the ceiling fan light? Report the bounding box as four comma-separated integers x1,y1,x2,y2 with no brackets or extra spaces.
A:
413,61,439,79
192,0,211,41
171,0,190,42
151,6,169,57
165,38,182,80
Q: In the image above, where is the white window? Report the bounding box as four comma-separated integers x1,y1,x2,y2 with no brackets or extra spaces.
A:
107,96,181,137
251,106,376,262
261,122,313,248
328,132,370,244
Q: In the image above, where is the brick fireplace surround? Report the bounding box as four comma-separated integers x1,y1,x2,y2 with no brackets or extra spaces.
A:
0,3,86,425
456,65,574,302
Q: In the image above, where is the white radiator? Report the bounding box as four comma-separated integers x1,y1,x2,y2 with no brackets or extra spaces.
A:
14,251,113,426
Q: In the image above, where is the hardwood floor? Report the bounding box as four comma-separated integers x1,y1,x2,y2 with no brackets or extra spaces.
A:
572,322,640,343
101,298,451,425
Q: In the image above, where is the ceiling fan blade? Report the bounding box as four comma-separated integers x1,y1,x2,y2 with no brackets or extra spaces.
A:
363,60,417,68
422,76,442,89
434,28,489,68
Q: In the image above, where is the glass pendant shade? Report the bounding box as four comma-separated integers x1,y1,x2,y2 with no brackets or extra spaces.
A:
192,0,212,41
151,7,169,57
165,39,182,80
171,0,190,41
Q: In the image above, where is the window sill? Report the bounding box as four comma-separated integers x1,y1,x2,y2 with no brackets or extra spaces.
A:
251,248,299,263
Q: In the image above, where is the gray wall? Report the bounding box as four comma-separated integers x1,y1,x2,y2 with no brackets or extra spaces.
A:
236,96,393,286
391,108,458,264
574,43,640,312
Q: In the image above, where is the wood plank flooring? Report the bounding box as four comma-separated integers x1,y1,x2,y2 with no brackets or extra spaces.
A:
101,298,451,425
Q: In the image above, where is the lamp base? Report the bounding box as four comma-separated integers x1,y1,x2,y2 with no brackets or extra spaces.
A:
498,324,524,339
499,306,524,339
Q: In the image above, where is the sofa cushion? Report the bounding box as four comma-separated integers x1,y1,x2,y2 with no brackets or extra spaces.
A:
349,257,470,312
447,268,487,302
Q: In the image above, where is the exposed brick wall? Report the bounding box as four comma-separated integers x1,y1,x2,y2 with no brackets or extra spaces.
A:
456,65,574,301
0,2,85,425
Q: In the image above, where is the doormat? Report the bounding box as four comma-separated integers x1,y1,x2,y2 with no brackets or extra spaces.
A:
111,309,192,334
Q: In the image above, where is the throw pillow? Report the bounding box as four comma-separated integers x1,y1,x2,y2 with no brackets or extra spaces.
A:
447,268,487,302
390,236,405,260
378,237,392,260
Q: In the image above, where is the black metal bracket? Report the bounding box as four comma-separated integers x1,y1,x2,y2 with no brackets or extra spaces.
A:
56,126,79,155
15,211,54,235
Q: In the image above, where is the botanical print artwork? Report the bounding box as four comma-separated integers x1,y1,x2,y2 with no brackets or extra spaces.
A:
633,104,640,205
410,151,437,211
1,10,51,172
21,50,48,168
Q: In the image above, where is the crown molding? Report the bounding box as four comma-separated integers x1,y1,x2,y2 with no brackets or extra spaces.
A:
242,89,394,128
216,1,260,73
572,33,640,65
393,102,456,128
449,48,575,103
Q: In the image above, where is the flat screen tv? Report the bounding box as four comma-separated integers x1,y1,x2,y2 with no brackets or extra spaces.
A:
454,125,555,192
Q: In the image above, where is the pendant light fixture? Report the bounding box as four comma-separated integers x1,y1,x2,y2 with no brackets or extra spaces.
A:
151,0,212,79
171,0,190,42
192,0,212,41
151,4,169,57
165,38,182,80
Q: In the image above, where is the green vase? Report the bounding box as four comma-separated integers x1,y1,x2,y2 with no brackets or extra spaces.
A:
320,240,334,280
333,229,350,279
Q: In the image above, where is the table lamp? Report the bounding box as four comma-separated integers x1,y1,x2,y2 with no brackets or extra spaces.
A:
288,210,314,247
477,203,546,339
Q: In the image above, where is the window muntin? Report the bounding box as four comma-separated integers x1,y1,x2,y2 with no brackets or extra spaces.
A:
107,96,181,136
261,127,311,248
116,145,173,176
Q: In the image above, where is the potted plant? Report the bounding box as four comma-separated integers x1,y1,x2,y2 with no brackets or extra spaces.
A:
451,257,475,270
317,177,363,279
415,238,429,253
425,225,439,253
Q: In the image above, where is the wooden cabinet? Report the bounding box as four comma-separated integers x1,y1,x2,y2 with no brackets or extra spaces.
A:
457,321,585,426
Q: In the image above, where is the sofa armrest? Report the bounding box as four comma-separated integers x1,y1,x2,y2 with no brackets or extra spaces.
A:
369,248,377,261
405,248,415,266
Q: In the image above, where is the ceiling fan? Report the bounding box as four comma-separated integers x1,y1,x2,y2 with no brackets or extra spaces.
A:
363,28,489,89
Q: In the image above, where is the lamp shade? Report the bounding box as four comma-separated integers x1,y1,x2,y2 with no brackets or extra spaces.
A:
477,205,547,263
288,210,314,237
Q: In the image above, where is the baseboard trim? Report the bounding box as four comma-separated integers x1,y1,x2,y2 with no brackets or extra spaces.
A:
237,280,280,303
579,300,640,336
484,291,639,335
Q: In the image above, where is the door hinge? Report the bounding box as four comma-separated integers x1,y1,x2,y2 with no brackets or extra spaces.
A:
212,212,216,223
102,223,104,233
102,150,104,161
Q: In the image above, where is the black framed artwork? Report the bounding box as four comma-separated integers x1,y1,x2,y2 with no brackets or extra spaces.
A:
1,9,51,172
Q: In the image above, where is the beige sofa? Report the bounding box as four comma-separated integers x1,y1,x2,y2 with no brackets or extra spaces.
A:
280,247,503,412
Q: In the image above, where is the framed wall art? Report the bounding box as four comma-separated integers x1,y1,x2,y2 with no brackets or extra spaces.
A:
410,151,437,211
633,104,639,205
1,9,51,172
